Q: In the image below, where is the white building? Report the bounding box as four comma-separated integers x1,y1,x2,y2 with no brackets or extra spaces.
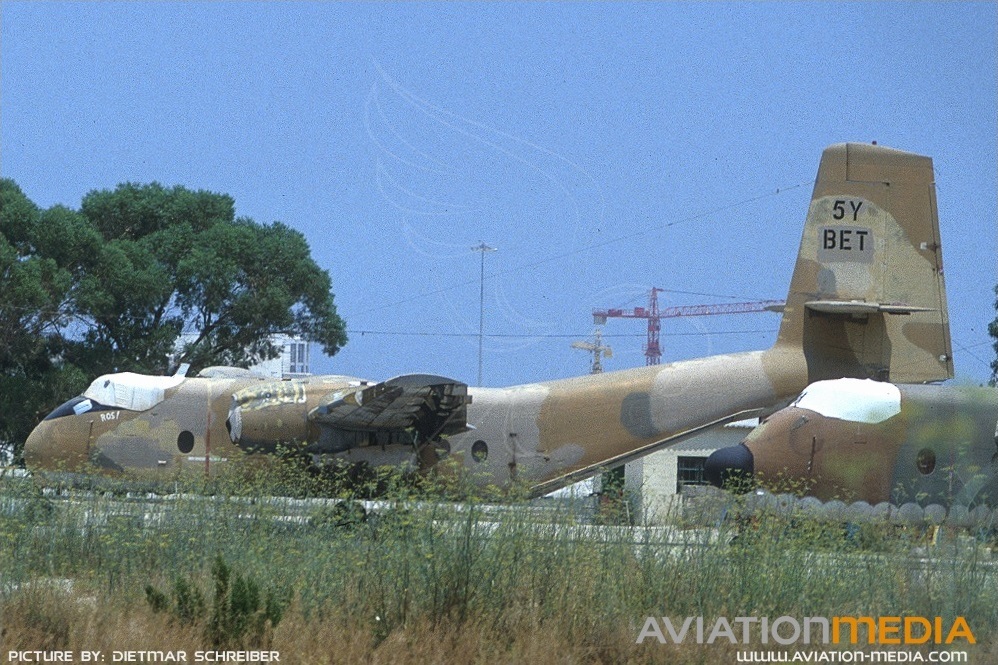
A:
173,333,311,379
249,335,311,378
623,419,757,525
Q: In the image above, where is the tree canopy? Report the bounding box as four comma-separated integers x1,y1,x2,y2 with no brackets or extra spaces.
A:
0,178,347,451
1,180,93,449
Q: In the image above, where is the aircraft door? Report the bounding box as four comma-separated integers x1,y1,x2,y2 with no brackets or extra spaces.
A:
160,379,214,474
461,388,518,488
787,414,819,481
504,385,548,484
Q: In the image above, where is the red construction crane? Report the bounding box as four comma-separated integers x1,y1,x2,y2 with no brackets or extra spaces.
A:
593,287,784,366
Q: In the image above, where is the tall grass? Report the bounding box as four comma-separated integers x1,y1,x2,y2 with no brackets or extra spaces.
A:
2,468,998,663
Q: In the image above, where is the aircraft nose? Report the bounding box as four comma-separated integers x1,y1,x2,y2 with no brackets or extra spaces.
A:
22,419,89,472
704,443,754,490
22,421,49,469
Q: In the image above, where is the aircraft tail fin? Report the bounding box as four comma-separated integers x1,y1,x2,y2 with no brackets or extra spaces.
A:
775,143,953,383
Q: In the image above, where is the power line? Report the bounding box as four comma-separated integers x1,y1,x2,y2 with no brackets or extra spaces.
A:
347,328,779,339
953,340,994,370
354,182,810,315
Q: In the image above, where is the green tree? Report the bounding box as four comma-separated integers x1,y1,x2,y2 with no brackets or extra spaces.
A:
1,179,347,453
173,217,345,370
70,182,347,375
0,180,92,449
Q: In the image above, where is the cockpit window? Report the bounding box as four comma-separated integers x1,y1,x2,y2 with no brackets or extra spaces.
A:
43,371,187,420
43,396,115,421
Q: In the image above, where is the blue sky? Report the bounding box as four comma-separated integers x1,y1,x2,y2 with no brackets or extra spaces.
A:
2,2,996,386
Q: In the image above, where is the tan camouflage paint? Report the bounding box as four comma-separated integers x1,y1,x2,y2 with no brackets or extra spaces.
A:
775,143,951,384
22,143,954,496
23,375,368,476
446,143,953,493
742,385,998,506
446,347,804,493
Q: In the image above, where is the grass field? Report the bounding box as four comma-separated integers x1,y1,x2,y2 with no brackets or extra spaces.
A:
2,468,998,663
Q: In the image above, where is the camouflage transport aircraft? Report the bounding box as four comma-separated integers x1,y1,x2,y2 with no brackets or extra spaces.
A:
23,143,953,496
705,379,998,512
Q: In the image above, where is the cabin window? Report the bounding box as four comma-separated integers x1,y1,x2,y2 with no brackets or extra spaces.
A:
471,440,488,463
916,448,936,475
177,431,195,454
433,439,451,458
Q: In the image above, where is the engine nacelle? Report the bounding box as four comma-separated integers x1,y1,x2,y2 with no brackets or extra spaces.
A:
226,381,310,452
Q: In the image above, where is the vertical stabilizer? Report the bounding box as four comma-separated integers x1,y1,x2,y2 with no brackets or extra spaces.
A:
775,143,953,383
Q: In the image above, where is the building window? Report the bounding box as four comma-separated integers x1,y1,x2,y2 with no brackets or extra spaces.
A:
287,341,309,376
676,456,708,493
300,343,309,373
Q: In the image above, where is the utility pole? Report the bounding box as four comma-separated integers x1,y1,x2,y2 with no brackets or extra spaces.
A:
472,242,497,386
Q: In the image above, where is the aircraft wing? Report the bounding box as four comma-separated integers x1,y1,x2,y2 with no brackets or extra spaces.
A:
527,409,764,497
309,374,472,440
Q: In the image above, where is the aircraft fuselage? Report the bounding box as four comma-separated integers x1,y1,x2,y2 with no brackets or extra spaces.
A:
24,347,806,494
707,380,998,507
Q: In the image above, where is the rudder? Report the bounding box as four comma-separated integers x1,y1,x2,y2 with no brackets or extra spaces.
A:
775,143,953,383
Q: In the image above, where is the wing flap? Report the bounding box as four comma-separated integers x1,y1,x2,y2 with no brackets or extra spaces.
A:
309,374,472,439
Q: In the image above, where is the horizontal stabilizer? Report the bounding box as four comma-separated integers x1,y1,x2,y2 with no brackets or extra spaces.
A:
310,374,472,439
805,300,936,315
